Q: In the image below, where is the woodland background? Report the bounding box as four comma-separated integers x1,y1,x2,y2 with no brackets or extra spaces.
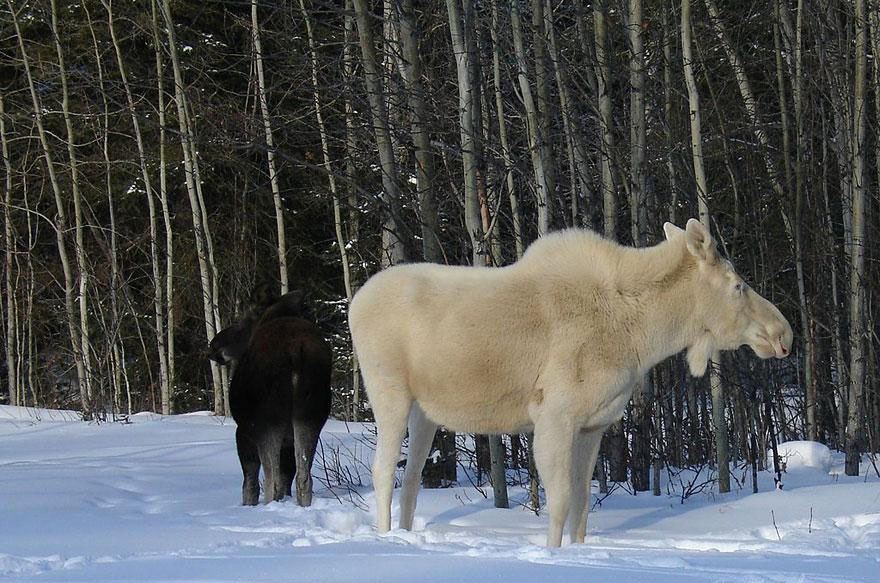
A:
1,0,878,500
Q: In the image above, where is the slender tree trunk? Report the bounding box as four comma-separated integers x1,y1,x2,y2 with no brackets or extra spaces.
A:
50,0,94,416
845,0,868,477
9,0,89,418
151,0,175,412
398,0,457,485
510,1,551,236
448,0,507,507
252,0,289,294
629,0,646,245
490,1,523,258
663,10,679,224
545,0,591,228
104,0,170,414
594,0,616,238
628,0,653,493
531,0,555,226
1,93,17,407
353,0,407,266
187,108,227,415
343,0,362,419
398,0,441,264
447,0,481,265
683,0,729,492
299,0,361,427
86,4,122,413
159,0,224,413
871,2,880,223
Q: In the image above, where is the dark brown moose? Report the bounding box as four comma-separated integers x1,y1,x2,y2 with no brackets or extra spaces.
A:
209,290,331,507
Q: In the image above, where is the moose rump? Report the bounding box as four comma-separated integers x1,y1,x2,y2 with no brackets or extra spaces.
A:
350,219,792,547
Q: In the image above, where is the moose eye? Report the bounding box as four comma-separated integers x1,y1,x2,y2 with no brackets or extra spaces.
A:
734,282,746,294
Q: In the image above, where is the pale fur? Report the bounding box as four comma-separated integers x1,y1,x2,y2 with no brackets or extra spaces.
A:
349,219,792,547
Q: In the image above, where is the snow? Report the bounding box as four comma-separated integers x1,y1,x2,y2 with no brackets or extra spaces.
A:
773,441,834,474
1,405,878,583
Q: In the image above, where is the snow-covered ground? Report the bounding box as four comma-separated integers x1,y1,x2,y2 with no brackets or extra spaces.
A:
1,405,878,583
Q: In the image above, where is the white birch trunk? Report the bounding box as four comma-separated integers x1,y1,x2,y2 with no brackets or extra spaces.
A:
104,0,171,414
594,0,616,238
683,0,729,493
158,0,224,413
1,93,17,407
151,0,175,411
9,0,88,418
252,0,289,294
299,0,359,421
353,0,407,266
544,0,591,227
845,0,868,477
490,1,523,259
85,4,123,412
398,0,442,264
531,0,555,227
50,0,93,416
510,1,551,237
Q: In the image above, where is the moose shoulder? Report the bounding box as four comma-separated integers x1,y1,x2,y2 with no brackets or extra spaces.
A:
350,218,792,547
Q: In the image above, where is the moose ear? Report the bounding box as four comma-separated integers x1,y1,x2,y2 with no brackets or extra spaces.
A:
282,289,306,309
684,218,717,264
663,222,684,241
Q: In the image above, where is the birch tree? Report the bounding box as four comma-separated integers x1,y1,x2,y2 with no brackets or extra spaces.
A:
531,0,555,221
510,1,552,236
490,1,523,258
158,0,224,413
447,0,508,508
397,0,441,264
845,0,868,476
353,0,407,266
628,0,653,493
252,0,289,294
104,0,171,414
151,0,175,411
594,0,616,237
544,0,591,227
50,0,94,416
9,0,91,418
682,0,729,493
1,92,17,407
298,0,359,420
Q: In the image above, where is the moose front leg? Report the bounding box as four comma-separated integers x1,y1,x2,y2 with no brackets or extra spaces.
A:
532,416,576,547
569,427,604,544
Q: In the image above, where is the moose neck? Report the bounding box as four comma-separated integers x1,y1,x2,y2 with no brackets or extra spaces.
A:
626,238,704,375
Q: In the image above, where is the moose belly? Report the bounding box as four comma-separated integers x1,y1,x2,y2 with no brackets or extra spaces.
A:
414,384,535,434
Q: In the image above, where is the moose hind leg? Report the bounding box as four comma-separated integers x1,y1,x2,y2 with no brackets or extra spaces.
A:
257,426,286,503
280,430,296,499
292,420,323,507
398,403,438,530
236,427,261,506
369,386,413,533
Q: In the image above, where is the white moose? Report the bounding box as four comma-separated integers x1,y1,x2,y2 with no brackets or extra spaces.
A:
349,219,793,547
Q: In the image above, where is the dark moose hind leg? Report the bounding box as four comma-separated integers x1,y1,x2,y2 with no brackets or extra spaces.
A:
280,430,297,499
236,427,261,506
293,420,323,507
257,425,288,503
